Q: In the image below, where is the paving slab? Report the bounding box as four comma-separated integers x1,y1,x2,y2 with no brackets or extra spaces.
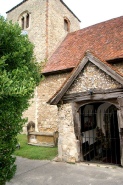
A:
6,157,123,185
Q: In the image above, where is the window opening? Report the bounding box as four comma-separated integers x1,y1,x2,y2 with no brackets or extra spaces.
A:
21,17,24,30
64,19,70,32
26,13,29,28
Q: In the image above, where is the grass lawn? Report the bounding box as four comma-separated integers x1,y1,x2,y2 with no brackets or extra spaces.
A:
14,134,58,160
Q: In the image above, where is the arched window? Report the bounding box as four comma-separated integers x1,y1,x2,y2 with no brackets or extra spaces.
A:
21,17,24,30
26,13,29,28
19,11,30,30
64,17,70,32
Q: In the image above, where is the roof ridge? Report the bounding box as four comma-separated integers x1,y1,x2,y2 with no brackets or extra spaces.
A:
68,15,123,35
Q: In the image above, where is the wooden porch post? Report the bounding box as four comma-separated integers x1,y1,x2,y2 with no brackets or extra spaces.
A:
72,103,85,161
117,97,123,166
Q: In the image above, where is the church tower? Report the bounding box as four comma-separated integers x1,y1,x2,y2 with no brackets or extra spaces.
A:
7,0,80,63
6,0,80,139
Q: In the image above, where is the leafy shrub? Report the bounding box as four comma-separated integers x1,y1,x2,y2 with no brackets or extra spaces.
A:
0,16,41,184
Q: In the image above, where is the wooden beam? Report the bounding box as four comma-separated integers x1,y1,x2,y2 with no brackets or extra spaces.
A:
117,107,123,166
62,89,123,103
117,97,123,124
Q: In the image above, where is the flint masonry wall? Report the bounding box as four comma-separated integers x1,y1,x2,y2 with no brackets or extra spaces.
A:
112,62,123,74
23,72,70,133
67,62,122,94
7,0,46,62
48,0,80,57
37,72,70,132
58,103,80,162
7,0,80,62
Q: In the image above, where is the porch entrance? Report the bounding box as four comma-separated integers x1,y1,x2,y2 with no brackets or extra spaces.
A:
81,102,121,165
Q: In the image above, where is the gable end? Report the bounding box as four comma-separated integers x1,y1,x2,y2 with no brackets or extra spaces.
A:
48,51,123,105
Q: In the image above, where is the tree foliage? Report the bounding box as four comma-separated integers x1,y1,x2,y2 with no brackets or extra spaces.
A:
0,16,41,184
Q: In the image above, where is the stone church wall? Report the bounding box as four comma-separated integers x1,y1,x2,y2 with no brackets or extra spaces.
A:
58,103,80,162
112,62,123,74
48,0,80,57
67,62,122,94
37,72,70,132
7,0,80,62
23,72,70,133
22,88,39,133
7,0,46,62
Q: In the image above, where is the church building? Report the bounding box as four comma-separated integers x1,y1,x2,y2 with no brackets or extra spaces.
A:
7,0,123,166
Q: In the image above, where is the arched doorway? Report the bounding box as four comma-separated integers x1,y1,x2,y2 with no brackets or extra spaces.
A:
80,102,121,165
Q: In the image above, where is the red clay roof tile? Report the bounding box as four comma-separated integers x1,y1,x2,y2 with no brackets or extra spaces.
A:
43,16,123,74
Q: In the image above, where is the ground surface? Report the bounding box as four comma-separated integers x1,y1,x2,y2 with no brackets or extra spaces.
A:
7,157,123,185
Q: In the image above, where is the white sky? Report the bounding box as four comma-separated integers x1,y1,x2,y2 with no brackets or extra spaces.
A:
0,0,122,28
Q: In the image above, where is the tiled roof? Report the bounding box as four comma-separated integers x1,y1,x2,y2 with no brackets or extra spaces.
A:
43,16,123,74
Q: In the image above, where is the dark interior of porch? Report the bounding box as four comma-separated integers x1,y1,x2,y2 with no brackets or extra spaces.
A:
81,102,121,165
